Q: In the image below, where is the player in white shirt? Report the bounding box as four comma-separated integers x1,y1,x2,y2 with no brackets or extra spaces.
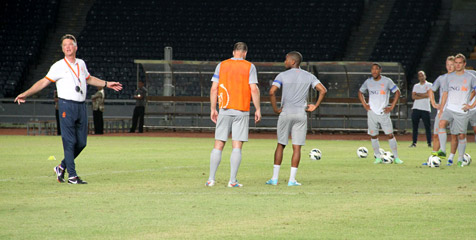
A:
436,54,476,166
410,71,432,148
15,34,123,183
358,63,403,164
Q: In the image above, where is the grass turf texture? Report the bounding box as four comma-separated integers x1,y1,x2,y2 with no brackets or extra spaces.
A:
0,135,475,239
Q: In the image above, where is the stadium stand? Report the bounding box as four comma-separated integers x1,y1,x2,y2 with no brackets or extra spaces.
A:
370,0,441,86
0,0,59,98
77,0,364,98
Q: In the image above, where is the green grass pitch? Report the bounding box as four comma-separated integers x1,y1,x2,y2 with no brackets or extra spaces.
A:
0,135,475,239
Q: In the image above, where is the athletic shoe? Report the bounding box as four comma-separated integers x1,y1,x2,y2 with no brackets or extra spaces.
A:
446,159,453,166
53,165,65,183
457,161,463,167
266,179,278,185
422,162,428,166
205,180,215,187
428,143,432,147
436,150,446,158
227,181,243,188
68,176,87,184
288,180,302,186
374,158,382,164
409,143,416,148
394,158,404,164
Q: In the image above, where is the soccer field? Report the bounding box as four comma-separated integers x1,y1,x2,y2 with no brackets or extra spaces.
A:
1,135,475,239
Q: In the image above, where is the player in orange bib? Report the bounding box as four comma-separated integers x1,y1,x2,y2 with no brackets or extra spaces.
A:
206,42,261,188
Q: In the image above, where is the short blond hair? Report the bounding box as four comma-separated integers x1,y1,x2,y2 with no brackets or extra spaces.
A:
446,56,455,61
455,53,466,63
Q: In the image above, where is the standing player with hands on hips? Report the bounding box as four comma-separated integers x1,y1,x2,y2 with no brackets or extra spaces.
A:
206,42,261,188
265,51,327,186
14,34,123,184
358,63,403,164
434,53,476,166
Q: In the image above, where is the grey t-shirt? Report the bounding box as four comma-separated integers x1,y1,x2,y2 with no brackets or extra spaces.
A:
431,73,448,104
359,75,399,115
272,68,321,114
442,71,476,113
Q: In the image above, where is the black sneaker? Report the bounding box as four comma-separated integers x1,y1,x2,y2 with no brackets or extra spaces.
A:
68,176,88,184
54,165,65,183
409,143,416,148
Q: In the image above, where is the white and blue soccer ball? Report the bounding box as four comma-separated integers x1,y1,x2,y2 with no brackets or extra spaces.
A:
357,147,368,158
309,148,322,161
382,154,393,164
427,155,441,168
462,153,471,166
384,151,394,162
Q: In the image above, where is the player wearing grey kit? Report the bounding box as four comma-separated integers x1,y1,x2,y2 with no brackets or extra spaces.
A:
358,63,403,164
436,54,476,166
266,51,327,186
466,69,476,144
426,56,458,166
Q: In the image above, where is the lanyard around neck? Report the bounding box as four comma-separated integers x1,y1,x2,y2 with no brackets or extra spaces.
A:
64,58,81,84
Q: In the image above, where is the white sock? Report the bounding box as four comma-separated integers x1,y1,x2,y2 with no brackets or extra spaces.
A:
438,128,447,153
388,137,399,159
371,138,381,158
448,153,455,161
272,165,281,180
229,148,242,183
209,148,222,181
457,138,467,162
289,167,298,182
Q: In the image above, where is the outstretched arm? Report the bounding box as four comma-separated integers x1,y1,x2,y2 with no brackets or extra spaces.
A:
14,78,51,105
87,76,122,91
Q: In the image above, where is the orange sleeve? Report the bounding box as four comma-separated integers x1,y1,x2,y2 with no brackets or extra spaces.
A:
45,76,55,82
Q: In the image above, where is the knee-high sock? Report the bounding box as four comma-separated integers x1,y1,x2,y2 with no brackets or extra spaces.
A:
457,138,467,162
438,128,447,153
229,148,242,183
272,165,281,180
289,167,298,182
209,148,222,181
389,137,399,159
371,138,381,158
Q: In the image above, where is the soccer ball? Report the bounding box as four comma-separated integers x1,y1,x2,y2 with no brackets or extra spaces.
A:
383,151,394,162
462,153,471,166
357,147,368,158
309,148,322,161
382,154,393,164
374,148,386,159
427,155,441,168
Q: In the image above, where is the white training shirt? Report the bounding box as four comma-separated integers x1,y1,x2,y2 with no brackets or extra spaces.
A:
442,71,476,114
45,58,90,102
467,70,476,112
412,81,432,112
359,75,399,115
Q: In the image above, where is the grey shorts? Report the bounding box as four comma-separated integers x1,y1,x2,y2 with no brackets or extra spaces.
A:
215,114,249,142
440,109,470,135
469,110,476,127
367,110,393,136
277,113,307,146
